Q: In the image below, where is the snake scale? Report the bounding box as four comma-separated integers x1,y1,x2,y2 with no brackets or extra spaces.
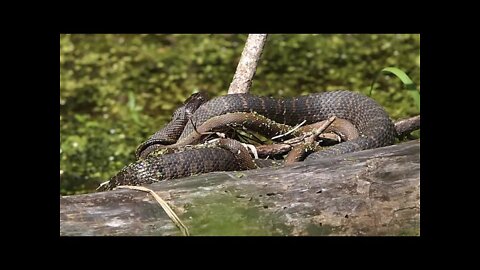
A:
98,90,396,191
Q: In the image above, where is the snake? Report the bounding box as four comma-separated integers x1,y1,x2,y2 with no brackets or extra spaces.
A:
97,90,396,191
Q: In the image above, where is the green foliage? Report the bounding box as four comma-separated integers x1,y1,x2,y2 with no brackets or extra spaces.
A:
370,67,420,110
60,34,420,195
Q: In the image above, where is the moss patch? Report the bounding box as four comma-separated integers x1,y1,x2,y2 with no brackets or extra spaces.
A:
304,223,336,236
181,192,291,236
397,226,420,236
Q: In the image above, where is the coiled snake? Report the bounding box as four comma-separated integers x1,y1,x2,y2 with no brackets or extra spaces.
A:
97,90,396,191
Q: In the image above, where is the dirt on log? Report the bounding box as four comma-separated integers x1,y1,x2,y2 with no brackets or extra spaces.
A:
60,140,420,236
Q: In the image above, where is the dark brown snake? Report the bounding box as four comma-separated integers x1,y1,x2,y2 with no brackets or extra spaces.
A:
97,90,396,191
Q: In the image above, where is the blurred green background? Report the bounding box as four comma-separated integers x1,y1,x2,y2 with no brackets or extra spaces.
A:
60,34,420,195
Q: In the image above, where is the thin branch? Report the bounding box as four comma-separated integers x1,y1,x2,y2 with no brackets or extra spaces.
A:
283,116,337,163
228,34,268,94
284,116,336,144
271,120,307,140
395,115,420,137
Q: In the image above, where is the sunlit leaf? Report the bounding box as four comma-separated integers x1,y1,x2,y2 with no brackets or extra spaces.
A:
370,67,420,110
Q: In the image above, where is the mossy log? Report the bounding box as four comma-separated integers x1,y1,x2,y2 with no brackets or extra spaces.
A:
60,140,420,236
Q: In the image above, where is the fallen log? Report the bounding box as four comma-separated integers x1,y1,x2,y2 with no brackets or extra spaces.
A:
60,140,420,236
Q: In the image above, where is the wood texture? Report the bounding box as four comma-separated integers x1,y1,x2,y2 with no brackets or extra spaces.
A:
228,34,268,94
395,115,420,138
60,140,420,236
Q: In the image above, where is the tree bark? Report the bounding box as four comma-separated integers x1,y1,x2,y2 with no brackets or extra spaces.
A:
395,115,420,138
227,34,268,94
60,140,420,236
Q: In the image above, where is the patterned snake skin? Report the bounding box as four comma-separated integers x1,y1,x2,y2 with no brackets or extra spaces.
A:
134,92,208,158
99,90,396,191
178,90,396,160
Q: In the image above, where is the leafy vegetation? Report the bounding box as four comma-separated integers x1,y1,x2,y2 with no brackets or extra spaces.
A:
370,67,420,110
60,34,420,195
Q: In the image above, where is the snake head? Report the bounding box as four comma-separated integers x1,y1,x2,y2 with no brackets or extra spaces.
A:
166,91,209,125
183,91,209,118
97,160,161,191
135,91,211,160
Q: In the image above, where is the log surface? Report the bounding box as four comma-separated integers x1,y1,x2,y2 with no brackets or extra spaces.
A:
60,140,420,236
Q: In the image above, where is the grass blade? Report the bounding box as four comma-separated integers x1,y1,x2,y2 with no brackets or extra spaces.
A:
369,67,420,110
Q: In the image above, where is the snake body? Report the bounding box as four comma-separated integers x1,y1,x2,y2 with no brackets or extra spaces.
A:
179,90,396,159
135,92,208,158
99,90,396,191
99,147,239,191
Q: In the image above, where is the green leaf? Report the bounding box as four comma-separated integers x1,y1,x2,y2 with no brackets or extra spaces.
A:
370,67,420,110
